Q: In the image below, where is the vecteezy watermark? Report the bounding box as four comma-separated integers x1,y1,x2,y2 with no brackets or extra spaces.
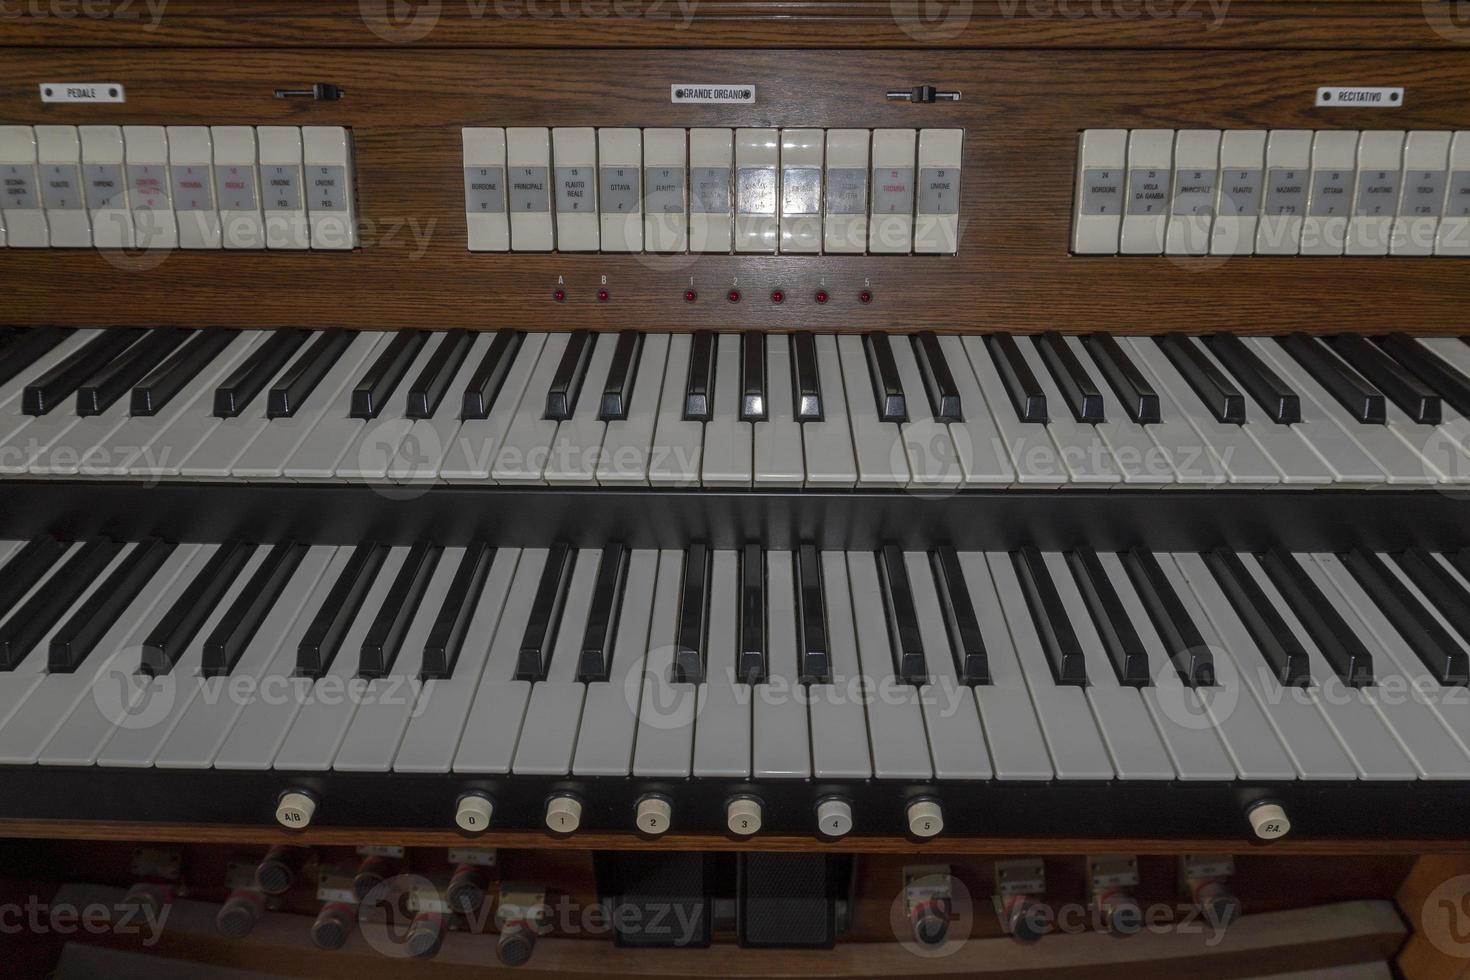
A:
0,0,168,28
989,896,1235,946
360,0,700,43
893,0,1229,41
0,895,171,947
1421,875,1470,958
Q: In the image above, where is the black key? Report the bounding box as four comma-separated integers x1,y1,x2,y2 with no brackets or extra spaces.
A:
683,332,716,422
1454,550,1470,588
1012,546,1087,686
544,331,595,421
76,328,189,416
49,539,175,674
0,540,124,670
461,330,523,420
1203,333,1300,424
1157,334,1245,424
141,541,257,676
865,332,907,423
931,546,989,685
578,544,627,683
738,543,765,684
796,543,830,684
986,334,1047,423
0,326,65,390
359,542,442,678
913,332,963,422
740,332,767,422
599,331,642,422
791,331,822,422
1122,547,1216,687
1204,548,1310,687
202,542,308,677
351,331,428,420
1375,335,1470,418
0,536,66,615
516,543,573,681
1341,549,1467,687
877,545,926,685
1280,333,1385,424
1328,334,1441,425
297,543,389,678
673,543,710,683
267,330,354,419
1082,333,1159,424
1256,550,1369,686
1035,332,1103,423
25,328,144,415
1393,549,1470,649
406,330,475,420
421,541,493,681
1067,547,1148,686
132,330,238,417
213,329,309,418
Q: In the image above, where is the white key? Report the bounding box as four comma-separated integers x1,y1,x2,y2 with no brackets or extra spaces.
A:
453,548,547,773
0,543,188,763
631,550,698,776
387,336,489,483
752,336,805,488
138,333,269,479
440,333,547,483
809,550,872,778
1126,337,1281,486
1014,339,1120,485
0,544,94,738
395,547,520,773
212,546,351,769
837,335,908,488
648,335,704,487
156,545,337,768
336,335,443,482
543,334,620,485
1234,337,1386,486
801,335,858,488
695,550,753,777
1189,339,1335,486
513,548,600,775
1384,397,1470,487
572,549,659,776
0,356,103,475
700,334,752,487
985,552,1114,779
938,334,1014,488
904,551,991,778
890,337,963,489
0,332,100,456
1042,552,1174,779
273,547,410,770
1251,337,1432,485
597,334,669,485
845,551,932,779
491,332,571,483
35,544,208,766
176,338,315,480
1065,335,1176,486
751,550,809,778
235,333,386,480
96,545,273,767
961,337,1066,486
1094,551,1236,780
1312,553,1470,776
335,546,463,771
1177,551,1382,780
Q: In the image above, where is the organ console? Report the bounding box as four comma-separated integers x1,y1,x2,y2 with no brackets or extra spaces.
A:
3,1,1470,975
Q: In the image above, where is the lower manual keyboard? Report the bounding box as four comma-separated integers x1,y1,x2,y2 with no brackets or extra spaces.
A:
3,532,1470,839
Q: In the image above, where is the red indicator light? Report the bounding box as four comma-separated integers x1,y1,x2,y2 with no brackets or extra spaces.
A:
597,289,610,302
859,290,873,304
814,289,829,304
684,289,698,303
552,289,566,303
727,289,741,303
771,290,785,304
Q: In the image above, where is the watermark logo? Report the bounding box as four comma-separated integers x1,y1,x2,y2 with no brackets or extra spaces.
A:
892,0,974,42
1422,875,1470,957
361,0,443,42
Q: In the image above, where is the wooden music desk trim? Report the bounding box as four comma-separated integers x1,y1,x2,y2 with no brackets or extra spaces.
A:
1,820,1467,854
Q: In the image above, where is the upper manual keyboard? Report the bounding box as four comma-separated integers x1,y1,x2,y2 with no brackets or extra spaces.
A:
0,326,1468,489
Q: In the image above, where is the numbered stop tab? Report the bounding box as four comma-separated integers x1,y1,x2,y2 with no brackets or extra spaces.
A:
553,126,598,251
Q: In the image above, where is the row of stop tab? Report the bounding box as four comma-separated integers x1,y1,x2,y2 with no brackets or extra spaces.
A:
1073,128,1470,257
0,124,356,251
462,126,964,255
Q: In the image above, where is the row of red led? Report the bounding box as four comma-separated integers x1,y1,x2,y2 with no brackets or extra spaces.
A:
551,288,875,305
